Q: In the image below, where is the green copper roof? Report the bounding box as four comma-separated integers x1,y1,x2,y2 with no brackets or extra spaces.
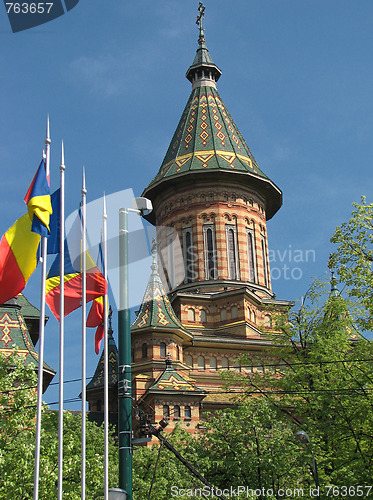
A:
86,323,118,391
149,356,205,394
131,254,186,332
0,300,55,386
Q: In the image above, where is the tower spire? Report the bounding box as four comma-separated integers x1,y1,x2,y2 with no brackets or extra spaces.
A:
186,3,221,87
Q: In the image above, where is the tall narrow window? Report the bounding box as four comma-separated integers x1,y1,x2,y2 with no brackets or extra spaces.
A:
184,406,191,420
142,343,148,359
226,225,239,280
173,405,180,420
185,354,193,367
163,405,170,420
160,342,166,358
203,224,217,280
246,228,257,283
183,227,195,283
261,237,268,287
197,356,205,370
167,231,175,289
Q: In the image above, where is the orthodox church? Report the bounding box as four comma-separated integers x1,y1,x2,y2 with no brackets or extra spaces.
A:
87,5,292,437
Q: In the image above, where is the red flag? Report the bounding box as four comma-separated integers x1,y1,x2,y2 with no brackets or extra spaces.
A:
87,296,105,354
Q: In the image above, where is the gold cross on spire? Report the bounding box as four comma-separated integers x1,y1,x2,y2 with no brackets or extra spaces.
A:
196,2,205,31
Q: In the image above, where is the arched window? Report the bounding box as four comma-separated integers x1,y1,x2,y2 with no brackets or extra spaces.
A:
231,306,238,320
176,345,180,360
200,309,207,323
187,309,195,322
173,405,180,420
233,359,241,372
185,354,193,367
226,225,239,280
264,315,272,328
220,308,227,321
183,227,195,283
160,342,166,358
252,311,256,324
209,356,217,370
163,405,170,420
221,357,229,370
142,343,148,359
184,406,191,420
246,228,257,283
247,308,251,321
197,356,205,370
261,237,269,287
203,224,217,280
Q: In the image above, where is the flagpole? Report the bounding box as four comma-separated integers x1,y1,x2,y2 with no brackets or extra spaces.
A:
33,115,51,500
57,141,65,500
81,167,87,500
103,194,109,499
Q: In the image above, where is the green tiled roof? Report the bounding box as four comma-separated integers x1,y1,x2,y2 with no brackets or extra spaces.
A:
143,18,282,220
86,327,118,391
0,301,54,379
131,258,187,333
149,356,205,394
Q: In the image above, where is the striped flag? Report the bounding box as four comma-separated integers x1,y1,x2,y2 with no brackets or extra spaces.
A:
24,159,52,237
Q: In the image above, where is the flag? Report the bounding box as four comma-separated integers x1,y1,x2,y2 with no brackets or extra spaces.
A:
87,296,105,354
0,214,41,304
45,241,107,320
24,159,52,237
47,189,61,255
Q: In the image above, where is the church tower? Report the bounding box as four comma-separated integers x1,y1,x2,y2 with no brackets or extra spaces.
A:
132,4,292,429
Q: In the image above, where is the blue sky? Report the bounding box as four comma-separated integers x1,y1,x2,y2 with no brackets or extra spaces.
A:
1,0,373,409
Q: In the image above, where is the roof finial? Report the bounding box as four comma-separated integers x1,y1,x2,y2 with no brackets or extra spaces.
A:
196,2,205,43
151,238,158,272
108,305,113,336
330,270,340,298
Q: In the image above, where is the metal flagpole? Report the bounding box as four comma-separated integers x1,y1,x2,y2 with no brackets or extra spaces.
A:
81,167,87,500
103,194,109,499
57,141,65,500
33,115,51,500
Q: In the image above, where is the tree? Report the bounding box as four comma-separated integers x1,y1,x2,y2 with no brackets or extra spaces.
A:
0,350,118,499
225,281,373,489
330,196,373,330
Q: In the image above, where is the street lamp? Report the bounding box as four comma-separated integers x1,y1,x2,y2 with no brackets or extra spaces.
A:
296,430,320,499
118,197,152,500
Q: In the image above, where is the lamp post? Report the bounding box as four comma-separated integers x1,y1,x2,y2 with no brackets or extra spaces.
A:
296,430,320,499
117,197,152,500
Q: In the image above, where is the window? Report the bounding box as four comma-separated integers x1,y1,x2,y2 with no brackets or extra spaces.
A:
200,309,207,323
221,357,229,370
261,237,269,287
173,405,180,420
187,309,195,322
160,342,166,358
185,354,193,367
197,356,205,370
264,315,272,328
226,225,240,280
203,224,218,280
247,308,251,321
231,306,238,320
210,356,217,370
176,345,180,360
167,231,175,289
252,311,256,324
246,228,257,283
233,359,241,372
163,405,170,420
142,343,148,359
183,227,195,283
184,406,191,420
220,308,227,321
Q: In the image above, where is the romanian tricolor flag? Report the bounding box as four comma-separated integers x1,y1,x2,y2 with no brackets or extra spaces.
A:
87,296,105,354
24,159,52,237
0,214,41,304
45,241,107,321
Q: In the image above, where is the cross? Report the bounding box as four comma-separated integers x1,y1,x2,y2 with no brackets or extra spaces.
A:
196,2,205,30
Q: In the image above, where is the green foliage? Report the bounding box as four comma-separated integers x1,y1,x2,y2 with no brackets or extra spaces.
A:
330,196,373,330
0,351,118,499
